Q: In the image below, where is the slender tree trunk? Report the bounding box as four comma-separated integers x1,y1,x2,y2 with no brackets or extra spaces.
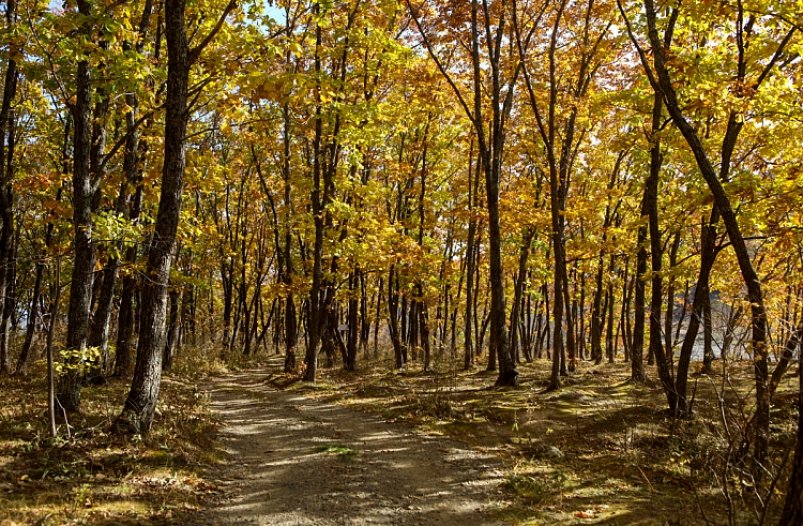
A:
162,288,181,371
114,184,143,378
113,0,152,376
47,257,62,437
86,183,127,383
464,213,476,370
116,0,235,433
665,232,681,365
304,11,325,382
345,271,359,371
510,230,533,366
675,208,719,416
387,267,404,369
631,237,646,381
591,255,605,364
58,0,95,411
780,349,803,523
0,0,18,377
702,291,714,374
645,92,675,407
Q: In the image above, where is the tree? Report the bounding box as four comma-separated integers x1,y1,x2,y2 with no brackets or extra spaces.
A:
513,0,614,387
56,0,96,411
407,0,519,386
115,0,237,434
0,0,20,376
622,0,797,462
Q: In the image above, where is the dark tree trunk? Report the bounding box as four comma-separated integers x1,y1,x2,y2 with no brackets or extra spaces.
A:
116,0,190,432
345,271,359,371
464,212,476,369
58,0,95,411
86,183,127,383
780,352,803,524
664,232,681,364
116,0,235,434
632,215,647,382
0,0,18,377
510,230,534,366
113,0,152,377
577,269,586,360
562,261,576,374
642,0,772,461
645,93,675,407
606,267,616,362
590,255,605,364
113,186,143,378
373,277,382,358
419,300,431,372
303,11,325,382
387,266,405,368
675,207,719,416
162,288,181,371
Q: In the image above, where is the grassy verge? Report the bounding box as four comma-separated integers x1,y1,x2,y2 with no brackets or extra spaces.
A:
0,361,220,526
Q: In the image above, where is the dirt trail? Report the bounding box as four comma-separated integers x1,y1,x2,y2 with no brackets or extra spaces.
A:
197,370,508,526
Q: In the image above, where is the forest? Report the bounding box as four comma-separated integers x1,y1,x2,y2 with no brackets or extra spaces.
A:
1,0,802,524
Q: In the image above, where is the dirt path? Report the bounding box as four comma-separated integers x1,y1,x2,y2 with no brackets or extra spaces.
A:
197,371,508,526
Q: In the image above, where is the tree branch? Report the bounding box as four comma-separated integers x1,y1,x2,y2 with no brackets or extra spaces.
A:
189,0,238,63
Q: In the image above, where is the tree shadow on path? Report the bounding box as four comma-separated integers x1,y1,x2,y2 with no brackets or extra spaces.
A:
195,370,509,526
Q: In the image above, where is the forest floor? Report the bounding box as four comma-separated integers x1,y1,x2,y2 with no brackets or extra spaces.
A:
0,358,221,526
208,353,799,526
197,369,507,525
1,352,799,525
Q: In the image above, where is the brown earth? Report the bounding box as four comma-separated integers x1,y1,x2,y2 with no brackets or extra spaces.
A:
198,370,509,525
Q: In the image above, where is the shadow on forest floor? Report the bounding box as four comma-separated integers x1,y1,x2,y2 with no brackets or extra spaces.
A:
0,363,219,525
255,354,800,525
196,368,509,525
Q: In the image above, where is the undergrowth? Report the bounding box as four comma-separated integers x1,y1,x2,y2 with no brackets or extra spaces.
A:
0,358,221,526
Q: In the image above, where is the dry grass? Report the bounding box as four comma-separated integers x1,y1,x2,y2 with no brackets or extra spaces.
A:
2,346,797,525
0,360,221,526
267,353,800,525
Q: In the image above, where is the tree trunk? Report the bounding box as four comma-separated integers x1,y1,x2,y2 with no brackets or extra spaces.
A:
387,266,405,369
303,11,325,382
58,0,95,411
114,185,142,378
632,214,647,382
780,353,803,523
86,185,126,383
116,0,234,433
112,0,152,376
664,232,681,365
0,0,18,377
345,271,359,371
510,230,534,366
642,0,771,461
645,92,675,407
162,288,181,371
